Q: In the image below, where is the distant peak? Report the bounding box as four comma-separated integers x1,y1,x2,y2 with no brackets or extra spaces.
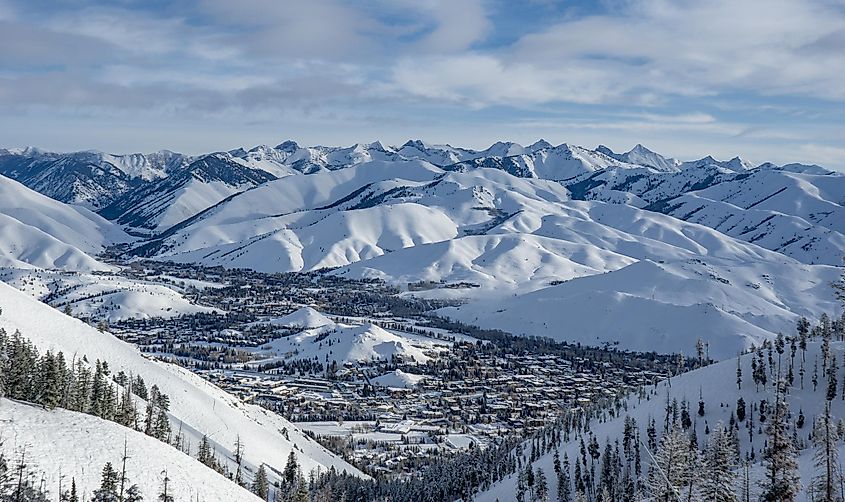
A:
595,145,617,156
401,139,429,150
275,140,300,153
528,139,553,151
368,140,387,151
629,143,653,154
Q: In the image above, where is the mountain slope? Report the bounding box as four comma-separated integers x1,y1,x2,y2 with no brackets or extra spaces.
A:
439,258,840,359
99,153,278,232
1,399,261,501
477,339,845,502
0,148,187,208
651,169,845,265
0,174,128,271
0,281,362,480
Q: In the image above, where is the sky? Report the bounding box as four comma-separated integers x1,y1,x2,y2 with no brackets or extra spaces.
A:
0,0,843,169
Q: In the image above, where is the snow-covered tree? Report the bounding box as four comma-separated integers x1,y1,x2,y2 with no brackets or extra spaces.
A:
759,380,801,502
700,422,737,502
647,426,692,502
809,403,842,502
91,462,119,502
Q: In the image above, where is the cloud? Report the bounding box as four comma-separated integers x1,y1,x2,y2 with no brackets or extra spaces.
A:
390,0,845,105
391,53,625,106
0,0,842,170
393,0,492,53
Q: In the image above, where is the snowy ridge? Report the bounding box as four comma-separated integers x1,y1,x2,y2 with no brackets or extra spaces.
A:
0,268,218,322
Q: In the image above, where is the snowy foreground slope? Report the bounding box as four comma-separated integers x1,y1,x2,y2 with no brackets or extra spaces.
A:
0,282,361,483
0,399,260,501
477,339,845,502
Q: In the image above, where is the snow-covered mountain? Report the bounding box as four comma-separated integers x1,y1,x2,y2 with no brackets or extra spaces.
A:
0,173,128,271
597,143,681,172
112,156,841,357
99,153,278,232
0,148,188,208
449,143,647,180
1,139,842,358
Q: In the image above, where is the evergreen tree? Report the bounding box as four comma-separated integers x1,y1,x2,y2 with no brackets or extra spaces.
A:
70,478,79,502
535,467,548,502
157,470,173,502
810,403,842,502
252,464,269,500
234,435,244,486
759,380,801,502
829,358,839,402
647,426,692,502
91,462,119,502
558,453,572,502
283,451,300,487
291,475,310,502
700,422,737,502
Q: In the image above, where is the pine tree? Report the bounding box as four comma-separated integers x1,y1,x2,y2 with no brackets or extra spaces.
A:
558,452,572,502
283,450,300,487
158,470,173,502
737,397,746,422
233,435,244,486
700,422,737,502
647,426,691,502
535,467,548,502
91,462,119,501
197,434,214,468
70,478,79,502
252,464,269,500
829,357,839,402
291,474,310,502
810,402,842,502
759,380,801,502
124,484,143,502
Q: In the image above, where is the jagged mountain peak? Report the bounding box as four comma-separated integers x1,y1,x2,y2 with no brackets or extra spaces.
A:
274,139,301,153
527,139,553,152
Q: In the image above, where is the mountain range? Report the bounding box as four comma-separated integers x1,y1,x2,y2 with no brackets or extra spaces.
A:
1,139,842,361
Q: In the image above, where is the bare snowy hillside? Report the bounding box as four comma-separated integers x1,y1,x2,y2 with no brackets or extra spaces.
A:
1,399,262,501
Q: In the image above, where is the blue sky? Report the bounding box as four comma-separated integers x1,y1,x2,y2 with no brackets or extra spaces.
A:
0,0,843,169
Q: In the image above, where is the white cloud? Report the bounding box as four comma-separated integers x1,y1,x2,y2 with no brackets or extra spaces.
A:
390,0,845,105
392,0,492,53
